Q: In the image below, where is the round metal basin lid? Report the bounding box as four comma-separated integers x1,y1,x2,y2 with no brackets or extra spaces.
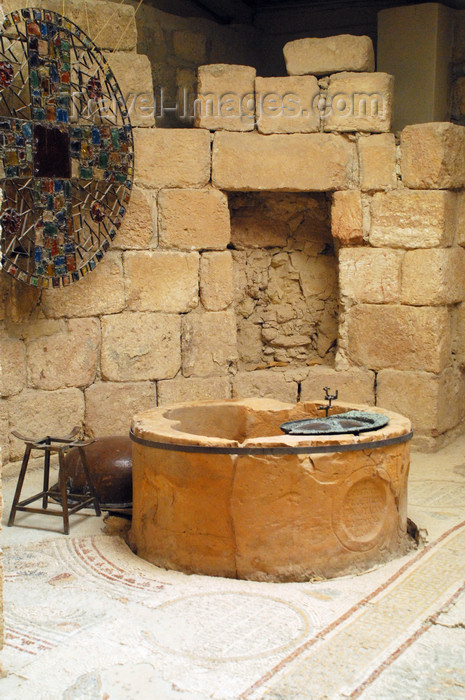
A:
280,410,390,436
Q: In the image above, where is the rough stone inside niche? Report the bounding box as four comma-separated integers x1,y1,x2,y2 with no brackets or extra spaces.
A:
229,192,338,371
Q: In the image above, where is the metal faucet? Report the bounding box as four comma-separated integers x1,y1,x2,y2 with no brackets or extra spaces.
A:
317,386,338,417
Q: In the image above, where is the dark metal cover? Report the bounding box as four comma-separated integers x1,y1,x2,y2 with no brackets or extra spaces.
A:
280,410,390,436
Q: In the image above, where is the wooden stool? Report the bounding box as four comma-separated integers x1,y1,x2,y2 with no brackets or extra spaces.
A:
8,427,101,535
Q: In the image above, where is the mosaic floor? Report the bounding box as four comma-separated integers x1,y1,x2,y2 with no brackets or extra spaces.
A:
1,436,465,699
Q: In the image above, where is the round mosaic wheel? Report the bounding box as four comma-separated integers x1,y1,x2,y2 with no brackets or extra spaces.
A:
0,7,133,288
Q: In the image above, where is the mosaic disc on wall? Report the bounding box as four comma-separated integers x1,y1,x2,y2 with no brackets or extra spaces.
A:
0,8,134,288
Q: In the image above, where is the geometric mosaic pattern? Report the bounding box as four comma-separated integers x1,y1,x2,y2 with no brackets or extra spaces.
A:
0,8,133,288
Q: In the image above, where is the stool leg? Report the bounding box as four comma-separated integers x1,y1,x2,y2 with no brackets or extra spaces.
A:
42,442,51,509
58,449,70,535
78,447,101,517
8,444,32,527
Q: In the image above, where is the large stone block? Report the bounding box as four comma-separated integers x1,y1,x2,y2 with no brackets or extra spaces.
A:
158,376,231,405
200,252,234,311
0,339,26,397
85,381,156,437
113,186,157,250
284,35,375,76
377,368,462,434
370,190,456,248
158,189,230,250
212,132,356,191
324,72,394,133
0,399,9,467
134,129,211,188
173,31,207,64
331,190,363,245
232,370,297,403
8,388,84,461
359,133,397,190
101,312,181,381
255,76,320,134
41,251,125,319
104,52,155,127
301,366,375,404
26,318,100,391
402,248,465,305
339,248,402,303
182,312,238,377
346,305,451,372
124,251,199,313
400,123,465,189
194,64,256,131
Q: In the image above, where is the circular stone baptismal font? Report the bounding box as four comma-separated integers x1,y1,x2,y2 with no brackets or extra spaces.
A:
129,398,413,582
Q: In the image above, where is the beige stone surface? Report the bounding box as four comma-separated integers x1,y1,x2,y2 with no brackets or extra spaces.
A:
359,133,397,190
402,248,465,305
0,399,9,467
26,319,100,391
158,189,230,250
255,76,320,134
232,370,298,403
124,251,199,313
324,72,394,133
200,252,234,311
113,186,157,250
195,64,256,131
0,339,26,397
158,376,231,405
104,52,155,127
8,388,84,461
134,129,211,188
370,190,456,248
300,366,375,404
173,31,207,64
85,381,156,437
457,190,465,248
212,132,356,191
346,305,451,372
284,35,375,76
3,276,40,325
339,248,402,303
331,190,363,245
182,312,238,377
101,312,181,381
41,252,125,319
377,368,462,435
400,123,465,189
452,303,465,368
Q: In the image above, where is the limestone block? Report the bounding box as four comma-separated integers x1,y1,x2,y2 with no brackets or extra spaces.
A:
212,132,356,191
300,366,375,404
158,189,230,250
158,376,231,405
101,312,181,382
377,368,462,434
6,319,66,340
200,252,234,311
230,211,289,248
232,370,297,403
457,191,465,247
104,52,155,127
8,388,84,461
134,129,211,188
283,35,375,76
324,72,394,133
26,318,100,391
452,303,465,368
359,134,397,190
346,305,451,372
195,64,256,131
3,276,40,324
113,186,157,249
85,381,156,437
339,248,402,303
0,399,9,467
331,190,363,245
255,76,319,134
370,190,456,248
402,248,465,305
41,251,125,319
0,339,26,397
124,251,199,313
182,312,238,377
400,123,465,189
173,31,207,64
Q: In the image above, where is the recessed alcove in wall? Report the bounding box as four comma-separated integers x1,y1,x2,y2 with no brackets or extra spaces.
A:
228,192,338,371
